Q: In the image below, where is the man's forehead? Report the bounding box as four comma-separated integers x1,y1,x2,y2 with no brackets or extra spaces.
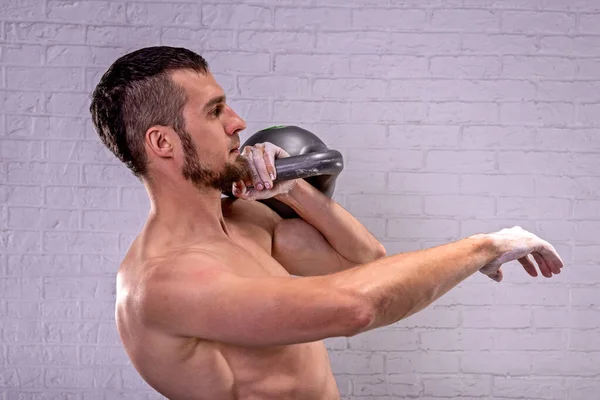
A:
170,69,224,103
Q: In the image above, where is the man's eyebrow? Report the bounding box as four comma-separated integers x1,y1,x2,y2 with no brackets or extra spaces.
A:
203,95,226,112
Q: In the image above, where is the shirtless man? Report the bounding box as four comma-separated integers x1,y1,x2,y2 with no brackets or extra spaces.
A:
89,46,564,400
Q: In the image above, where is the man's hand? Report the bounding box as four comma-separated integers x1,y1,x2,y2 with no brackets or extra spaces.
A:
479,226,564,282
232,142,297,201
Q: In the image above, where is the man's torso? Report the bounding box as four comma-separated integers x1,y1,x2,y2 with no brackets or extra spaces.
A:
115,199,340,400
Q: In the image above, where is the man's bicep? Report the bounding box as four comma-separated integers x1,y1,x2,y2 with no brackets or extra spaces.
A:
140,260,365,347
272,218,358,276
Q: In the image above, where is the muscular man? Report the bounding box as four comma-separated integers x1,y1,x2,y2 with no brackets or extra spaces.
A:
89,46,563,400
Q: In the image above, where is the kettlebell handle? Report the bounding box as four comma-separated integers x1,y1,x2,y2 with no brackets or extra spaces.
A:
274,149,344,182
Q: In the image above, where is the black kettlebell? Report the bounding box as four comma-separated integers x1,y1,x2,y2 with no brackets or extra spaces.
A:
237,125,344,219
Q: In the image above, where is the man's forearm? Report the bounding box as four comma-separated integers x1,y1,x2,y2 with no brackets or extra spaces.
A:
328,233,501,332
275,179,386,264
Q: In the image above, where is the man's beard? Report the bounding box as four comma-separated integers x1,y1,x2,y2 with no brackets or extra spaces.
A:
178,130,249,193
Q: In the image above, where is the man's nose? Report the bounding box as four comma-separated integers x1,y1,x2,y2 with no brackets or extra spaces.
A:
223,106,246,136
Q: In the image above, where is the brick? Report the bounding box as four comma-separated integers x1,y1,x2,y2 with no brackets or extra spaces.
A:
462,126,536,149
87,26,160,47
346,148,422,170
579,103,600,126
5,115,33,138
275,54,349,75
533,352,600,376
275,8,350,29
543,0,600,11
48,1,125,23
423,375,491,397
541,35,600,56
328,351,384,374
81,300,115,320
569,330,600,351
573,245,600,264
572,287,600,306
290,122,381,148
204,4,272,29
0,278,21,298
501,102,574,126
351,374,386,396
538,81,600,102
567,378,600,400
40,301,81,320
350,55,427,78
430,56,501,78
463,306,531,328
7,67,83,91
2,0,44,20
348,329,419,351
317,31,389,53
33,117,85,139
388,218,458,239
1,367,43,389
578,58,600,78
350,102,425,123
502,152,573,175
80,346,130,366
462,79,537,101
1,230,42,254
46,186,119,209
504,56,577,78
425,195,494,217
0,44,43,64
388,172,460,194
6,22,85,44
496,329,569,350
121,369,151,390
498,197,571,218
426,150,495,172
120,187,149,210
503,12,574,33
5,301,38,319
44,322,99,344
45,93,90,116
238,30,313,52
2,321,44,342
574,199,600,218
398,306,460,328
537,176,600,198
46,45,126,67
428,102,498,124
0,140,43,161
83,164,138,186
43,232,118,254
8,345,77,365
388,125,460,148
462,351,531,374
538,127,600,151
580,14,600,33
204,51,270,73
8,254,79,277
347,194,422,217
463,0,540,8
1,92,43,113
8,163,79,185
161,28,234,51
496,285,569,306
431,9,499,31
46,140,114,163
352,9,427,30
462,174,536,197
313,78,387,99
494,376,566,400
391,33,461,54
389,79,460,101
387,352,460,374
45,368,119,389
274,101,349,122
44,277,114,300
462,33,538,54
387,374,422,397
336,170,385,193
126,3,198,26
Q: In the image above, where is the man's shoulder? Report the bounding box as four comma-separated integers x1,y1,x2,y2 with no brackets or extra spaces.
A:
222,197,282,230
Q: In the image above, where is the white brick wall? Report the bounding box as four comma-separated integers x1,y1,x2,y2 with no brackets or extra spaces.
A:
1,0,599,399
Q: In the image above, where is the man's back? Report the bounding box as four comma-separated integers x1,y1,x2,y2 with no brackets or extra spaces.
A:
115,199,341,400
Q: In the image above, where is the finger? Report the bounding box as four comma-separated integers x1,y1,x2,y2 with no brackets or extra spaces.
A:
539,243,564,273
531,252,553,278
490,268,503,282
251,145,272,190
518,255,538,277
262,143,277,183
233,180,256,200
242,146,261,190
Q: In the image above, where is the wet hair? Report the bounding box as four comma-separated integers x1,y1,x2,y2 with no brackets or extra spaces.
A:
89,46,209,178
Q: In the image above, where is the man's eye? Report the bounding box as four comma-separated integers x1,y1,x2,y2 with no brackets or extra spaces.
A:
210,105,224,117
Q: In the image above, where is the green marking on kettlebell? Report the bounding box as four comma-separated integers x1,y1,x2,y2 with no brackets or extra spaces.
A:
263,125,287,130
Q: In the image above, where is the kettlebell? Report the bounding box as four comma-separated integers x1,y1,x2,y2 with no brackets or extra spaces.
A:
238,125,344,219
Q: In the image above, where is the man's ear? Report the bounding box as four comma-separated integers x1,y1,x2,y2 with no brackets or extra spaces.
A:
146,126,176,159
